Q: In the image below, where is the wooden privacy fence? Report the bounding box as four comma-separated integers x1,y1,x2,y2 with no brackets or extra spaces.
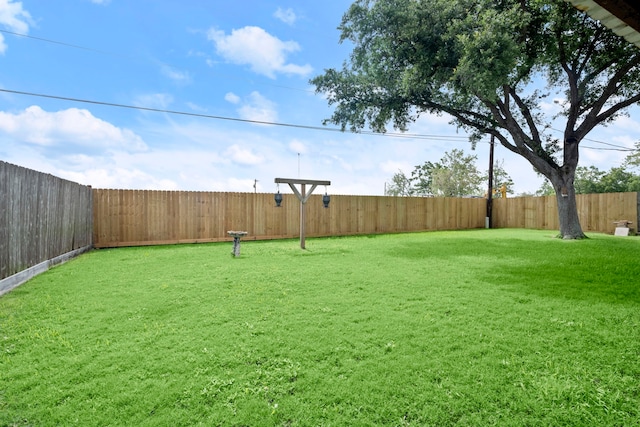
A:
492,192,639,233
92,189,487,248
1,161,93,282
93,189,640,248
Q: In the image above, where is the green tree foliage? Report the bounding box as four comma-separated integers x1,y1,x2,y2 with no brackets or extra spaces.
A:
410,161,438,196
484,159,515,198
599,167,640,192
384,170,414,196
574,166,606,194
311,0,640,238
536,180,555,197
430,149,483,196
388,149,488,197
538,164,640,194
624,141,640,170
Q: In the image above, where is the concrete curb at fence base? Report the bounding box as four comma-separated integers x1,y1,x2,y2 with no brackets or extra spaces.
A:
0,245,93,297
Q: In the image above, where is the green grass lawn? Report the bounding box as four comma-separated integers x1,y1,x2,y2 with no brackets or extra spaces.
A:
1,229,639,426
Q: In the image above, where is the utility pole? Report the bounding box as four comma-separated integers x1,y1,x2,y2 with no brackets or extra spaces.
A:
486,135,495,229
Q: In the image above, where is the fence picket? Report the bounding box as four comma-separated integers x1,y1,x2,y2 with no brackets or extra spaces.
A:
1,161,92,281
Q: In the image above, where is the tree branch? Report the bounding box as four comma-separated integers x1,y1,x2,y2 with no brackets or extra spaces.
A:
577,54,640,134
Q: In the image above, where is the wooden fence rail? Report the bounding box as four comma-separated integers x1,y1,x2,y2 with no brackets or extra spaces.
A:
1,161,93,282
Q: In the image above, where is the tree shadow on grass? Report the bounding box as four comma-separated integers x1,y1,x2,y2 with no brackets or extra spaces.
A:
479,261,640,306
386,235,640,306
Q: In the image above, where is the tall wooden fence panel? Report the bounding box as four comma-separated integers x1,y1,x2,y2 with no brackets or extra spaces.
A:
492,192,639,234
92,189,487,248
92,190,638,249
1,161,93,281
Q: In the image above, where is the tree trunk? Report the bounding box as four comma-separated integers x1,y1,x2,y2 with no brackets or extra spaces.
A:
552,176,586,239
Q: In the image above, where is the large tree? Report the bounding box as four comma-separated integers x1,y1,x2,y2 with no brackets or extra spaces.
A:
311,0,640,239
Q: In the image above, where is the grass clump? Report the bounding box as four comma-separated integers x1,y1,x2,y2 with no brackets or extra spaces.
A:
1,229,639,426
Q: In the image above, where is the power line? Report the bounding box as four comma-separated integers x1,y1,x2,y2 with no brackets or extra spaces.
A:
550,126,633,150
1,28,317,94
580,145,634,152
4,87,636,150
6,29,637,149
0,88,470,142
0,29,128,58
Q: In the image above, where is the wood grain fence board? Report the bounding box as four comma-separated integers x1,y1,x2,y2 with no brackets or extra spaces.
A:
88,189,639,248
1,161,92,281
0,163,8,279
491,193,638,233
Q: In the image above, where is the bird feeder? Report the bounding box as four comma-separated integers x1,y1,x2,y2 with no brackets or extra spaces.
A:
274,191,283,207
322,193,330,208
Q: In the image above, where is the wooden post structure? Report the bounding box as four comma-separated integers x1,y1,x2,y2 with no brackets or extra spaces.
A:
275,178,331,249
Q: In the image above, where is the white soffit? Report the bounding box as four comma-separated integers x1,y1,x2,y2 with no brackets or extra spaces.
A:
566,0,640,49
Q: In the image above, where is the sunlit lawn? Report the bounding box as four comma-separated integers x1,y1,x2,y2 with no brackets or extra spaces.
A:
1,229,639,426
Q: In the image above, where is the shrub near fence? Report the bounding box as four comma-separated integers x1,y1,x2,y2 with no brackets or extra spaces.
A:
0,161,93,284
92,189,487,248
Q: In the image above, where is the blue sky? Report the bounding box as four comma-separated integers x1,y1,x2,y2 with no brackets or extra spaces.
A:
0,0,638,195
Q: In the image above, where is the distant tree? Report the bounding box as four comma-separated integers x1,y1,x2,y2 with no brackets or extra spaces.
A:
484,159,515,197
429,149,483,197
599,167,640,192
384,170,414,196
517,191,537,197
387,149,484,197
536,180,555,196
311,0,640,239
538,164,640,194
623,141,640,170
574,166,606,194
410,161,439,196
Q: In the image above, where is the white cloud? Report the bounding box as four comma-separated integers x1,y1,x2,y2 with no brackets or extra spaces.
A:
236,91,278,123
0,105,147,150
0,0,33,54
606,114,640,133
89,0,111,4
0,0,31,32
207,26,312,78
186,101,207,112
160,64,191,83
133,93,174,109
63,167,177,190
380,160,412,174
274,7,297,25
224,144,263,165
224,92,241,104
288,139,307,154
